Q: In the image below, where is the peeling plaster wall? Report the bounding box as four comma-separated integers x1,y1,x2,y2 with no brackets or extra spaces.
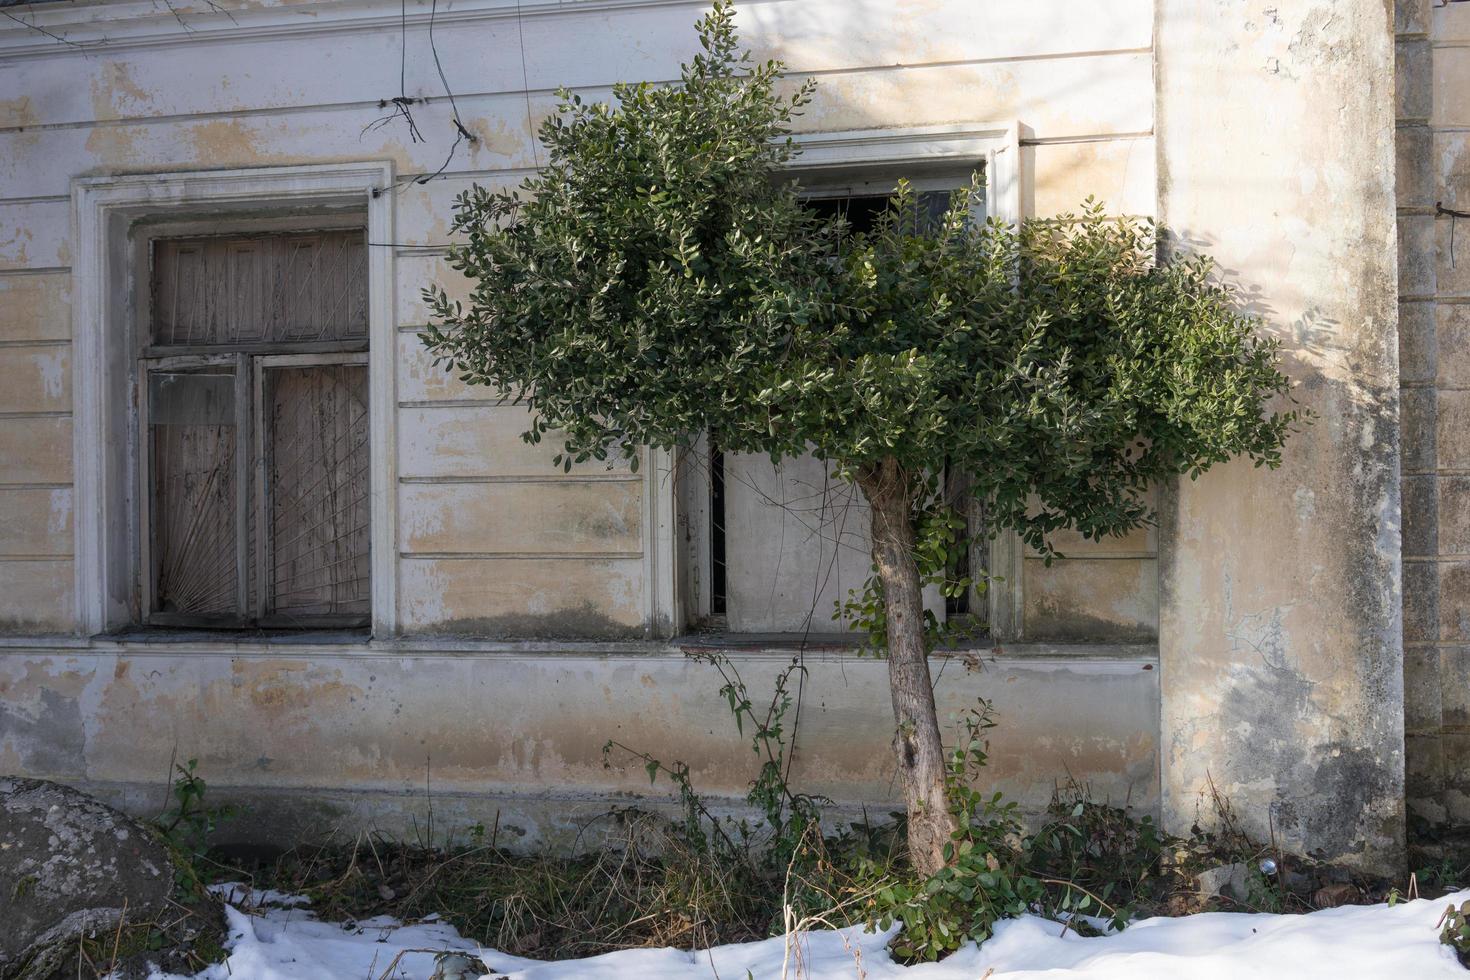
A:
1157,0,1405,870
0,642,1161,848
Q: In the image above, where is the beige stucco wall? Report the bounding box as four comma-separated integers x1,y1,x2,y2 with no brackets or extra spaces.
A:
0,640,1159,848
1157,0,1404,869
0,0,1410,867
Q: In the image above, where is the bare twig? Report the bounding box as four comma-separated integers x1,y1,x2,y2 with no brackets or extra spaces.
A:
0,5,87,48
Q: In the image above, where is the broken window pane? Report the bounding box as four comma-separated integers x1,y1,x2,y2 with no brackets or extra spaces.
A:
805,190,956,235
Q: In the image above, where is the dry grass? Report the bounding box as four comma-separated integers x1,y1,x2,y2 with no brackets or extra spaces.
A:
218,809,889,961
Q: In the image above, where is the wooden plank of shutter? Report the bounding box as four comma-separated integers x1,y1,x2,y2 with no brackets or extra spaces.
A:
146,365,244,623
151,230,369,350
262,359,370,624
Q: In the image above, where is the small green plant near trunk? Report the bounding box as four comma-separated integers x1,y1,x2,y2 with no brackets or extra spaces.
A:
422,0,1298,877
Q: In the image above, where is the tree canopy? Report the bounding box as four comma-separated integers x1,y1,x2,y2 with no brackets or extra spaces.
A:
422,2,1295,557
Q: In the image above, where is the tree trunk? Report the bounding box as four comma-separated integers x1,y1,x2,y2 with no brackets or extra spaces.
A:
859,457,957,877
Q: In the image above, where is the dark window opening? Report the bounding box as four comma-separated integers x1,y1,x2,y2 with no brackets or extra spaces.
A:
805,190,958,237
943,462,972,618
702,176,983,633
709,443,727,618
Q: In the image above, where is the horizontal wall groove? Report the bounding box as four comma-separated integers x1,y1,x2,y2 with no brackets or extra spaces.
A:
397,401,529,412
0,482,71,491
0,410,70,420
399,551,643,561
0,267,70,278
0,49,1152,135
0,339,69,349
1019,130,1154,146
1024,552,1157,561
398,398,508,409
399,474,638,485
0,194,68,206
0,554,73,562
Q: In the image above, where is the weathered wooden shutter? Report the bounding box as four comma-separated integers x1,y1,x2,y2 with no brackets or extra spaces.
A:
151,230,368,348
261,361,370,623
146,227,370,627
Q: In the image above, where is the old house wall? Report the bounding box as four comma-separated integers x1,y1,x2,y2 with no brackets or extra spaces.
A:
1396,0,1470,838
1156,0,1404,869
0,0,1404,866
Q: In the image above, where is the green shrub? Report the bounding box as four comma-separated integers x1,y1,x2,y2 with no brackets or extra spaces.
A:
862,702,1169,961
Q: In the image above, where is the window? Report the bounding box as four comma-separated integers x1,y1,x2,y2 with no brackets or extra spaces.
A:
140,228,371,628
692,168,989,636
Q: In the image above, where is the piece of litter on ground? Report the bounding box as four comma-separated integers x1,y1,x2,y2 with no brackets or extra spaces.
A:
147,889,1470,979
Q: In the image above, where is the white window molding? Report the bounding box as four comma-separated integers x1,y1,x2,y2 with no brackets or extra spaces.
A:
71,162,397,636
793,123,1024,640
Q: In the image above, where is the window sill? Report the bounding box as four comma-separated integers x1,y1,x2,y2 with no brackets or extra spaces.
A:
673,631,867,654
0,632,1158,667
99,625,372,646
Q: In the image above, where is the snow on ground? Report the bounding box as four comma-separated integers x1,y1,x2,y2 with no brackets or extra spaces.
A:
144,885,1470,979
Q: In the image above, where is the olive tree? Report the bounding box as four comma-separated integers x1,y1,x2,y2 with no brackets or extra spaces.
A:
422,1,1297,876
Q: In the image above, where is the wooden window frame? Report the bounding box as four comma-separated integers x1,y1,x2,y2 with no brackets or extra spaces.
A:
72,163,397,637
670,123,1026,641
137,229,371,630
137,352,250,628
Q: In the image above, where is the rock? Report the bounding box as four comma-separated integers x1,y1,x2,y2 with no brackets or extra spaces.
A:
0,777,174,980
1313,881,1362,909
1196,862,1250,903
431,952,491,980
1283,869,1315,897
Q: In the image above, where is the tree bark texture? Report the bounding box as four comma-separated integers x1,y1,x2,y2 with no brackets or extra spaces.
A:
859,457,957,877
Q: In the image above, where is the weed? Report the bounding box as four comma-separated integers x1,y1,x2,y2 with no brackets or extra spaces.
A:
1440,899,1470,967
857,700,1175,961
206,656,1369,968
155,757,239,892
